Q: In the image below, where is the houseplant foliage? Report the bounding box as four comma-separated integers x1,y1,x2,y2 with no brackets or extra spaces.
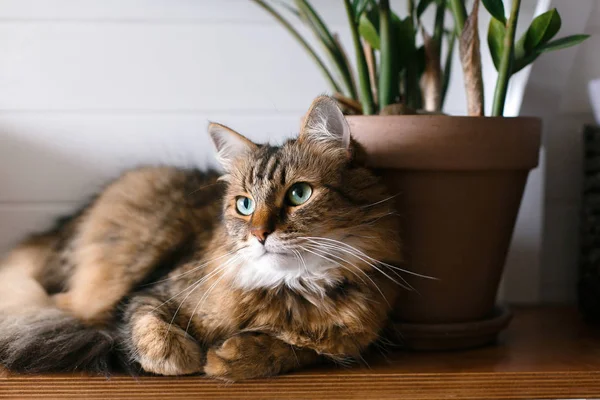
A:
253,0,588,116
252,0,589,350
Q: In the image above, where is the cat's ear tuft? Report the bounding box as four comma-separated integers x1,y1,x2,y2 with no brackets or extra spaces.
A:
299,96,351,151
208,123,257,170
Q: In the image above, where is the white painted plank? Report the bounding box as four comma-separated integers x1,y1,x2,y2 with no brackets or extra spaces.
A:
0,6,484,115
0,1,418,24
0,203,78,254
0,0,371,23
0,114,300,202
0,0,277,22
0,23,349,112
560,34,600,114
506,0,596,305
588,0,600,31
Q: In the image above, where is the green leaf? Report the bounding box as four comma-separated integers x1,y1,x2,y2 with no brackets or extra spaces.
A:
353,0,374,19
294,0,336,49
482,0,505,24
487,18,505,71
512,52,538,74
512,35,589,74
395,16,417,71
537,34,590,53
359,13,380,49
273,0,301,18
294,0,357,98
379,0,398,108
440,31,456,107
251,0,342,94
416,0,435,19
344,0,374,113
391,10,403,28
523,8,561,52
395,16,420,108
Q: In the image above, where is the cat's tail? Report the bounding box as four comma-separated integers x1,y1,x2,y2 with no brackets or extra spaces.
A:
0,308,116,373
0,241,116,373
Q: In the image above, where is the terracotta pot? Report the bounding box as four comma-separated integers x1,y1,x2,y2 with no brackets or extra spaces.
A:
348,115,541,349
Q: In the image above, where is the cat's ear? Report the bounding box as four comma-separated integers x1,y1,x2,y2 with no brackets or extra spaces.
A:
299,96,351,152
208,122,257,170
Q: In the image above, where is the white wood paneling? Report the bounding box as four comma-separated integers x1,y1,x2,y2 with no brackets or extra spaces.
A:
0,23,344,112
560,25,600,114
0,2,524,115
536,0,600,303
0,0,350,22
0,203,78,253
0,114,299,202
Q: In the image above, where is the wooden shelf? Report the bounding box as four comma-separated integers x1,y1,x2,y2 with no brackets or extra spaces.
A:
3,306,600,399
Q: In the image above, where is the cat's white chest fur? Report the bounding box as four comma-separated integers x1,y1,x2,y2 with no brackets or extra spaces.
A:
225,241,340,294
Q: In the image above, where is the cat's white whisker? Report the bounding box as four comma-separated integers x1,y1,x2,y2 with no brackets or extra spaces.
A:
187,181,222,197
185,269,230,335
301,244,391,305
299,245,368,287
147,251,240,314
299,245,374,302
144,249,240,287
359,194,399,209
292,248,309,275
301,236,437,280
159,252,243,347
303,240,415,292
359,211,400,226
148,282,201,315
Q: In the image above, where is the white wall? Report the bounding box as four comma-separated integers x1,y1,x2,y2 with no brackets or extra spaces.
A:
538,0,600,303
0,0,565,303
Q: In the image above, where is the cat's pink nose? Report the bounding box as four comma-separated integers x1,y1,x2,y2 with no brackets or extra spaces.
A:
251,227,273,245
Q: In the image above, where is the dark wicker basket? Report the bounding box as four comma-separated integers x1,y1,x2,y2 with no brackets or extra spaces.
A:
579,124,600,321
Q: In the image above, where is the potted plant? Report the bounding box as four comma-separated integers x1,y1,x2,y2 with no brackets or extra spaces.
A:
253,0,589,349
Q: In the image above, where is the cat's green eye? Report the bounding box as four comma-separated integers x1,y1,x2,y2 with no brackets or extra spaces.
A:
236,196,255,216
287,183,313,206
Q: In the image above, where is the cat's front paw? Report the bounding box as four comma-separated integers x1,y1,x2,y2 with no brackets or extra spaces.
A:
131,314,203,376
204,333,278,381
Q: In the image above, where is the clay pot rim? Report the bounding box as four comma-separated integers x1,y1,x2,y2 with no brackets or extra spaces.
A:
346,115,542,171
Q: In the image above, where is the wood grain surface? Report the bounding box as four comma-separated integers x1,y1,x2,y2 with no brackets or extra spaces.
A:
2,306,600,399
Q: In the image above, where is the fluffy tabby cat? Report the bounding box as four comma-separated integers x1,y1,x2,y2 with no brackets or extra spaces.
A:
0,96,402,380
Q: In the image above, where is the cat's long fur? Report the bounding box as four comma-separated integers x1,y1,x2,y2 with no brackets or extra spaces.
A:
0,96,402,380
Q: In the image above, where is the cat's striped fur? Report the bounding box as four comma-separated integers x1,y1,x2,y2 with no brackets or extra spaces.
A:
0,96,402,380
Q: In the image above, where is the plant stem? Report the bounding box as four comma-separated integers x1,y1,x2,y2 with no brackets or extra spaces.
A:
491,0,521,116
363,41,378,102
252,0,342,94
449,0,467,33
378,0,397,109
333,33,359,100
343,0,375,114
432,0,447,110
433,0,446,48
295,0,357,99
441,31,456,107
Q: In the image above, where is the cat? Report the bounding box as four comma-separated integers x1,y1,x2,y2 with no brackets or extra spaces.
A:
0,96,402,381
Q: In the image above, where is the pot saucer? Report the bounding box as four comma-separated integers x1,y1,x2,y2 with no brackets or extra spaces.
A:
390,305,513,351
